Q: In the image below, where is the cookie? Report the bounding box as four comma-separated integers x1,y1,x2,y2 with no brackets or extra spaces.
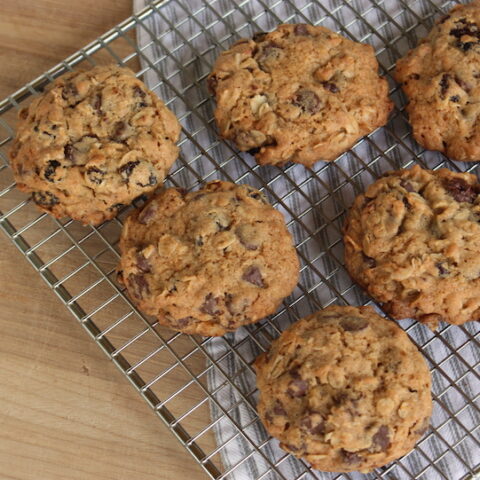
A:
9,65,181,225
254,305,432,473
208,23,392,167
344,165,480,328
395,1,480,161
118,181,299,336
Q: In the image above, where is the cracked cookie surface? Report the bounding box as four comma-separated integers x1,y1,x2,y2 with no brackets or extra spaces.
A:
395,1,480,161
254,305,432,473
9,65,181,225
208,23,392,167
344,165,480,328
118,181,299,336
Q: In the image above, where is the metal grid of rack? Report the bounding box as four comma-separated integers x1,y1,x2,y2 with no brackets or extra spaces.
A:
0,0,478,479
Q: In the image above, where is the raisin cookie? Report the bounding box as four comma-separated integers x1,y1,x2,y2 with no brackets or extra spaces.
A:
208,24,392,167
9,65,181,225
118,181,299,336
395,1,480,161
344,165,480,328
254,305,432,473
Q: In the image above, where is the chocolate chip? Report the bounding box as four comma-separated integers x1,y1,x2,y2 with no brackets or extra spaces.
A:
436,262,449,276
86,166,106,184
64,144,74,162
362,253,376,267
372,425,390,452
112,121,127,142
294,24,310,36
454,75,470,92
62,82,78,100
136,253,151,273
273,401,286,415
43,160,61,182
286,378,308,398
119,160,140,180
32,191,59,208
246,188,268,203
322,81,339,93
133,85,146,99
341,449,362,465
450,95,460,102
450,19,480,39
439,73,450,99
443,177,479,203
400,180,415,192
200,293,222,315
256,43,282,71
242,266,265,287
340,316,369,332
128,273,150,298
195,237,204,247
293,89,321,114
138,204,157,224
300,415,325,435
176,316,196,328
253,31,267,42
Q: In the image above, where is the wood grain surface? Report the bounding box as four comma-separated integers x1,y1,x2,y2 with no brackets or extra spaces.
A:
0,1,210,478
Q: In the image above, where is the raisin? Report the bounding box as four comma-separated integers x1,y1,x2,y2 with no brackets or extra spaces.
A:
439,73,450,99
137,173,157,188
119,160,140,180
293,89,321,114
86,166,106,184
450,95,460,102
43,160,61,182
436,262,449,276
322,81,339,93
242,266,265,287
112,121,127,142
32,191,59,208
64,144,74,162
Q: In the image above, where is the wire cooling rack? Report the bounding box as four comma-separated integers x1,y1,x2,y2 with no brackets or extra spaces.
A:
0,0,479,479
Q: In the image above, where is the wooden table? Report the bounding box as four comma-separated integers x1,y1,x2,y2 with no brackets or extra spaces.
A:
0,2,208,478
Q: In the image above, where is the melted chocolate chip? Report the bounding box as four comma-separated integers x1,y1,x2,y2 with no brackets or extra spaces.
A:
372,425,390,452
436,262,449,276
322,81,339,93
294,24,310,36
200,293,222,315
136,253,151,273
286,378,308,398
119,160,140,180
62,82,78,100
32,191,59,208
340,316,369,332
439,73,450,98
443,177,479,203
86,166,106,184
293,89,321,114
128,273,150,298
341,449,362,465
242,266,265,287
64,144,74,161
43,160,61,182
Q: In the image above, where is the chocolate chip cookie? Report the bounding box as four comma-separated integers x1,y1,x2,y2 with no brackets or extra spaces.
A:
395,1,480,161
118,181,299,336
208,23,392,167
254,305,432,473
9,65,181,225
344,165,480,328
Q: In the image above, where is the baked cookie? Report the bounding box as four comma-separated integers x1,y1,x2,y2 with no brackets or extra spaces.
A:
208,23,392,167
254,305,432,473
344,165,480,328
9,65,181,225
395,1,480,161
118,181,299,336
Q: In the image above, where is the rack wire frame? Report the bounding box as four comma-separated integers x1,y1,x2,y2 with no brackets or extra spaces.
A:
0,0,479,479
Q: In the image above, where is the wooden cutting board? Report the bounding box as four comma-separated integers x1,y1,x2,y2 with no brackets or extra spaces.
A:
0,1,208,478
